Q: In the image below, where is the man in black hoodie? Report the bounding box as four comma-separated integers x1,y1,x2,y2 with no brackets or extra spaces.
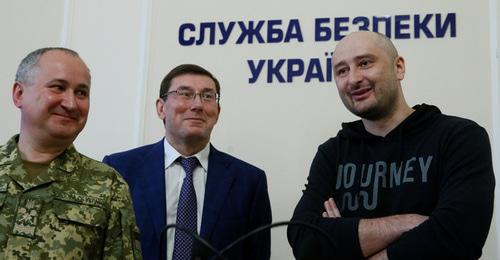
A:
288,31,495,260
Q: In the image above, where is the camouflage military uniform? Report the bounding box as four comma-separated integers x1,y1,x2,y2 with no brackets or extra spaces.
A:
0,136,142,259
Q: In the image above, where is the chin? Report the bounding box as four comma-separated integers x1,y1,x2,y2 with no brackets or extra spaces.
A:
348,105,367,116
356,106,388,120
183,131,210,142
185,132,207,139
350,99,377,113
49,128,82,140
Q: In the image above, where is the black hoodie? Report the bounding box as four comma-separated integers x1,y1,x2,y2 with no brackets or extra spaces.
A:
288,104,495,260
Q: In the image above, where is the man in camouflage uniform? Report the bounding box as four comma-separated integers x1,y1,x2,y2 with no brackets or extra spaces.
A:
0,47,142,259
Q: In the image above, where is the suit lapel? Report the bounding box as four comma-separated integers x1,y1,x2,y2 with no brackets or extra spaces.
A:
137,140,166,241
200,145,235,239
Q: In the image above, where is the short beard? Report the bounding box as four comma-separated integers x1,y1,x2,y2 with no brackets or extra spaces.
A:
347,91,398,121
350,103,389,121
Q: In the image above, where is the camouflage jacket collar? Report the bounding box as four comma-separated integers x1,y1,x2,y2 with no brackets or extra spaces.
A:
0,135,81,189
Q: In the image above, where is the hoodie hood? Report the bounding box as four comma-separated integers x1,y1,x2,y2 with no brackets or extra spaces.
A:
338,103,442,140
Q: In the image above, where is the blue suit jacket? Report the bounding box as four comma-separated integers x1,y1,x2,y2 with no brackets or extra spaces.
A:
103,140,272,260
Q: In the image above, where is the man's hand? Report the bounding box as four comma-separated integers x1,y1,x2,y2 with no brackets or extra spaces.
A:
322,198,341,218
321,198,428,258
359,214,428,257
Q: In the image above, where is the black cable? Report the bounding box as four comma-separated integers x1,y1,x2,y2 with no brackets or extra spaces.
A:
160,224,227,260
218,220,336,259
160,220,335,260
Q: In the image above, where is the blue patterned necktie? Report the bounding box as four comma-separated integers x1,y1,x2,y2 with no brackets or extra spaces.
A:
172,157,199,260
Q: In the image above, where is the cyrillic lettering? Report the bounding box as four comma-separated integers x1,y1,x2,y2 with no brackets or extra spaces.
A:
248,60,266,84
237,21,265,44
284,19,304,42
305,58,324,82
287,59,305,82
196,22,216,45
218,22,235,44
373,16,392,38
353,16,370,31
267,20,284,43
267,59,286,83
414,14,434,38
395,15,411,39
436,13,456,38
315,18,332,42
178,23,196,46
334,17,350,41
325,53,333,82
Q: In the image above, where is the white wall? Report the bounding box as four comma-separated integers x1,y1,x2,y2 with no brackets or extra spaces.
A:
69,0,150,155
1,1,498,259
489,0,500,258
0,0,66,144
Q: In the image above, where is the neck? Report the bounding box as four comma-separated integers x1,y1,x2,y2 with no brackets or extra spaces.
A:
362,103,414,137
17,132,70,163
166,136,208,157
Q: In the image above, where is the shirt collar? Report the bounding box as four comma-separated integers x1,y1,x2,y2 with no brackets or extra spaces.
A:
163,139,210,172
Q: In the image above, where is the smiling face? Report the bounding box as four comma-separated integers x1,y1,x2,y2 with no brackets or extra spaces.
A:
13,50,91,144
332,31,405,121
156,73,220,149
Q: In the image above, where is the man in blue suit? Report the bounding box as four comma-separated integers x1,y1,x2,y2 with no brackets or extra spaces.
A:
103,64,272,260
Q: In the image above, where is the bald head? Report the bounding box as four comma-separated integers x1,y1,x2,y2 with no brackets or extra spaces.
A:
16,47,89,85
333,31,399,66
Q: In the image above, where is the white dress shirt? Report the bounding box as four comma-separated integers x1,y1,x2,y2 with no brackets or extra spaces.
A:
164,139,209,260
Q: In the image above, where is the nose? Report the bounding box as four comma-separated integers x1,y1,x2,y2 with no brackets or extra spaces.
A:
61,91,77,110
190,93,203,109
347,68,363,85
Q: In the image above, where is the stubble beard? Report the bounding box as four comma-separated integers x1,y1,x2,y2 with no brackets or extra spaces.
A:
346,83,399,121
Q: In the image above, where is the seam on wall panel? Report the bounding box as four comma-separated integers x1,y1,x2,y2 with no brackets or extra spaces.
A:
489,1,499,182
488,0,499,259
60,0,74,47
135,0,153,146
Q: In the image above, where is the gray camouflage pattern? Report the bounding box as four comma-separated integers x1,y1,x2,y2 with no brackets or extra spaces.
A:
0,135,142,259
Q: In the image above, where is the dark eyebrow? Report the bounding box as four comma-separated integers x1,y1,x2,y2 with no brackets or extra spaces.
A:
333,54,377,69
176,85,216,92
76,84,90,91
46,79,90,90
353,54,377,61
47,79,68,85
175,85,193,90
333,61,346,69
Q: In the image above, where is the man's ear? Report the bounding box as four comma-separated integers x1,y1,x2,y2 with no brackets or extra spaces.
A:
156,98,166,120
395,56,406,80
12,82,24,108
215,103,221,122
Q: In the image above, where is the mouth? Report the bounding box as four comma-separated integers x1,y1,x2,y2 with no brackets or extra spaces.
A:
185,117,205,123
53,113,79,121
350,87,372,101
